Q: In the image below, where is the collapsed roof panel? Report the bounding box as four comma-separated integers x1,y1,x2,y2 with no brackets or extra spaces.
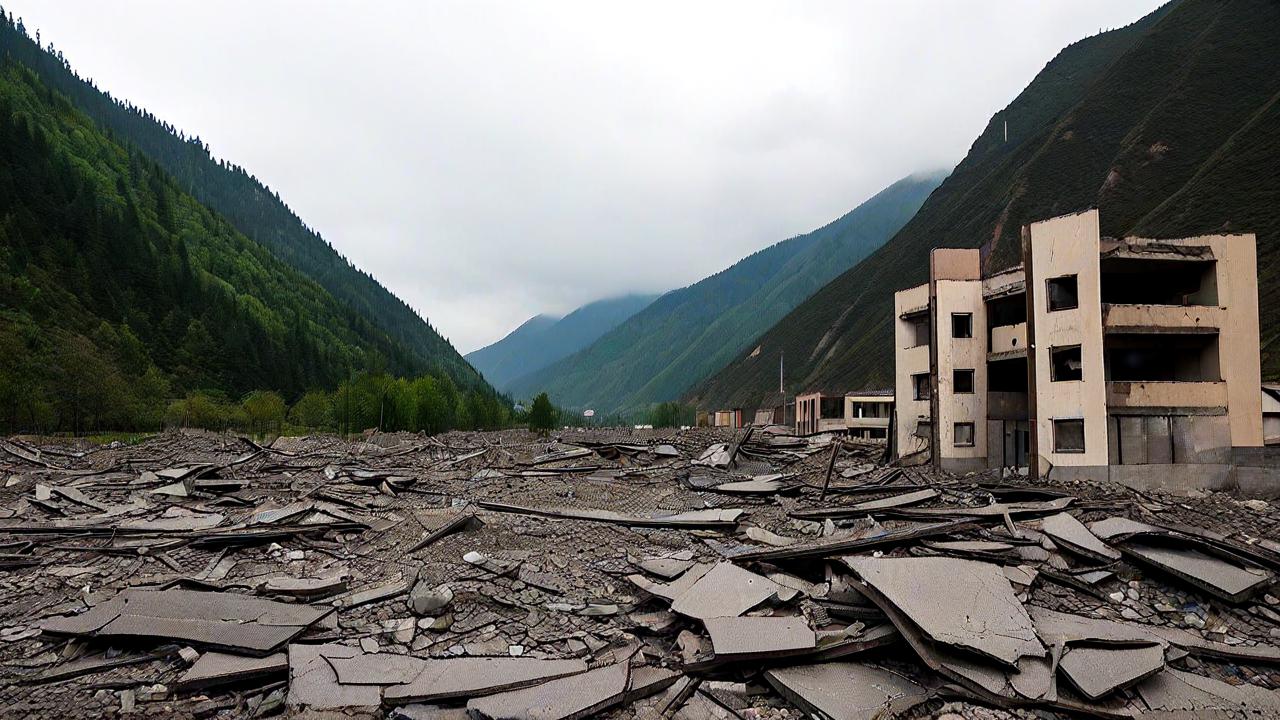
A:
843,556,1044,666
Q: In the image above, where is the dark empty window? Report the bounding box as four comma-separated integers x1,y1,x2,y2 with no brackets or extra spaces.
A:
912,373,931,401
952,313,973,339
1053,419,1085,453
954,422,975,447
1051,345,1082,382
914,420,932,439
953,369,975,394
1047,275,1079,311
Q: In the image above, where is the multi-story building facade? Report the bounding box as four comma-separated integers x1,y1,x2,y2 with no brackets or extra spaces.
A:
894,209,1264,491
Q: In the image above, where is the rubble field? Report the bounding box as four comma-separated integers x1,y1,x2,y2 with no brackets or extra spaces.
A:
0,426,1278,719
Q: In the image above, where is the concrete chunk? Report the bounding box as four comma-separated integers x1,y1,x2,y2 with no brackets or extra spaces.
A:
669,563,782,620
703,616,816,657
466,659,630,720
1058,643,1164,700
764,662,928,720
1040,512,1120,562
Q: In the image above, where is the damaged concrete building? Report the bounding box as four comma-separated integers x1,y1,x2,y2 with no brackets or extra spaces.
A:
794,390,892,439
894,208,1273,493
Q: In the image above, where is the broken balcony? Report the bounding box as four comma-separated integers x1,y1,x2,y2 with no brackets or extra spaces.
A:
1104,332,1225,412
1100,247,1218,305
1102,303,1224,335
988,322,1027,360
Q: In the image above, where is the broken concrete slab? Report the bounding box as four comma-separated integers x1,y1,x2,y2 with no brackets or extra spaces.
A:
627,562,715,602
763,662,929,720
1135,667,1280,716
791,489,940,519
668,563,783,620
40,588,331,655
843,556,1044,666
175,651,287,691
1040,512,1121,562
260,569,349,598
1087,516,1162,540
382,657,590,704
1122,541,1271,603
633,555,695,580
408,512,484,553
466,659,631,720
1058,642,1164,700
287,643,382,711
329,652,431,685
338,579,410,608
476,501,742,529
734,520,976,562
702,616,816,658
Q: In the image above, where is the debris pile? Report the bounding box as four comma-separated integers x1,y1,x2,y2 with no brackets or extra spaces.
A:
0,428,1277,718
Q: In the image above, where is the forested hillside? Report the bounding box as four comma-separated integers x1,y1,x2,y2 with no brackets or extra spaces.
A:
0,60,505,432
467,294,659,391
692,0,1280,410
0,10,485,393
507,173,943,416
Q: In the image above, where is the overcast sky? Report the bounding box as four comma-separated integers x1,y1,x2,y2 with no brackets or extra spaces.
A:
10,1,1164,353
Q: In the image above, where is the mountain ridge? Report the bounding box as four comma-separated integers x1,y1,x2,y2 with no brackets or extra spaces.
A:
506,172,945,415
467,293,659,391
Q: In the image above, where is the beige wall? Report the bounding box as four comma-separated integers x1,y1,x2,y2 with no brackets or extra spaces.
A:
935,279,987,466
1027,209,1109,468
794,392,820,435
931,248,982,281
1107,381,1228,409
894,284,931,457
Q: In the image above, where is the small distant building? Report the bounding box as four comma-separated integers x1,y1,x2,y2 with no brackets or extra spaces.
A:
713,408,744,429
794,390,893,439
844,390,894,440
894,208,1268,492
752,391,788,426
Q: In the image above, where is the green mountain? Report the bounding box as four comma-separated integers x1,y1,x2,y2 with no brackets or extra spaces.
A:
467,293,659,391
0,11,484,393
506,173,945,415
691,0,1280,411
0,54,483,431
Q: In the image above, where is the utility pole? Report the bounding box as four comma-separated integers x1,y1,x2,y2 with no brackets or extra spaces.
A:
779,351,784,393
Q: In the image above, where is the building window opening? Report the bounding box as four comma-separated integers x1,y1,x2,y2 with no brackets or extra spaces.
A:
1100,258,1216,306
988,356,1028,392
953,369,975,394
851,401,889,419
952,313,973,339
1051,345,1083,382
913,373,931,401
1104,334,1220,382
1053,419,1085,453
1047,275,1079,311
819,396,843,419
906,316,930,348
954,422,975,447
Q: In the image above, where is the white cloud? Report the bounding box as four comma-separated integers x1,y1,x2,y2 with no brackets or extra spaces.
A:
8,0,1165,352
